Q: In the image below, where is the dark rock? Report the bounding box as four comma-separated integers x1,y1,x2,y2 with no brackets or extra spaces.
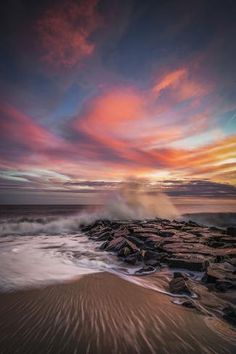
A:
95,231,111,241
135,266,156,276
127,236,144,247
159,230,175,237
203,262,236,283
167,255,210,271
144,259,160,267
215,280,235,292
173,272,187,279
100,240,109,250
227,227,236,237
104,237,126,252
124,252,140,265
117,246,131,257
229,258,236,266
215,255,226,263
143,249,161,261
105,237,139,253
222,305,236,326
181,300,197,309
169,275,191,295
207,240,225,248
163,242,213,255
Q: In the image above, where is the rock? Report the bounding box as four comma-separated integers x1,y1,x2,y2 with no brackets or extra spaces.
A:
215,280,235,292
203,262,236,283
202,262,236,293
169,273,191,295
105,237,127,252
95,231,111,241
124,252,140,265
167,254,211,271
127,236,144,247
135,266,156,276
100,240,109,250
173,272,187,279
126,239,140,253
117,246,131,257
207,240,225,248
158,230,175,237
144,259,160,267
105,237,139,253
163,242,212,255
227,227,236,237
181,300,197,309
143,249,161,261
222,305,236,326
229,258,236,266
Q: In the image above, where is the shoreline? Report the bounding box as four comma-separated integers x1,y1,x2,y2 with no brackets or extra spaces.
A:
0,272,236,354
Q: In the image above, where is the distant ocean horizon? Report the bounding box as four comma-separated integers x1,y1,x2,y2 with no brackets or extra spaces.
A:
0,202,235,228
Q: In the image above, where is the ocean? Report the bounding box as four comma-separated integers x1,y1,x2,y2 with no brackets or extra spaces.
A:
0,204,235,292
0,204,236,353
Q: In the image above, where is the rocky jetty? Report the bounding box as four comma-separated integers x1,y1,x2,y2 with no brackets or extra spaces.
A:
81,218,236,327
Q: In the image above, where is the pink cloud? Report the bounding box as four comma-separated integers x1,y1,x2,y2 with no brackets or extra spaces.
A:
0,104,60,151
36,0,102,69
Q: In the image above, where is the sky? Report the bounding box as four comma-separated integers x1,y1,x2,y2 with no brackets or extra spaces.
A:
0,0,236,206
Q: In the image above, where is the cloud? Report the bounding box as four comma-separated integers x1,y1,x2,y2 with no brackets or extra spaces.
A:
0,104,59,151
152,69,187,95
67,66,231,179
160,179,236,198
36,0,102,69
0,69,235,188
152,67,213,102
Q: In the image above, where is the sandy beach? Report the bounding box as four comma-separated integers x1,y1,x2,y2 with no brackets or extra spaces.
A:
0,272,235,354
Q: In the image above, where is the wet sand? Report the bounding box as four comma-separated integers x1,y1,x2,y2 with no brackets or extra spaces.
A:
0,272,235,354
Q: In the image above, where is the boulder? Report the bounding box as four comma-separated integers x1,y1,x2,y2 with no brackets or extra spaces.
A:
222,305,236,326
105,237,127,252
144,259,160,267
117,246,131,257
100,240,109,250
167,254,211,271
202,262,236,286
105,237,139,254
127,236,144,247
124,252,141,265
169,273,191,295
227,227,236,237
215,280,235,292
143,249,161,261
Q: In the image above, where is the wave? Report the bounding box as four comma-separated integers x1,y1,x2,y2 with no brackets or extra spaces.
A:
0,184,179,236
0,213,96,236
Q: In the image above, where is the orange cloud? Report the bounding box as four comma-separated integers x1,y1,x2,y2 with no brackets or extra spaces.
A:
69,73,220,175
77,88,145,151
152,68,187,95
152,67,213,102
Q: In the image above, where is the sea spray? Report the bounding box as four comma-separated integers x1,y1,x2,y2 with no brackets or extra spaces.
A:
0,189,178,236
0,180,179,236
105,189,179,220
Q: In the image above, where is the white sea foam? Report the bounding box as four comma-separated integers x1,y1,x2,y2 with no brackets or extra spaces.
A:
0,233,124,291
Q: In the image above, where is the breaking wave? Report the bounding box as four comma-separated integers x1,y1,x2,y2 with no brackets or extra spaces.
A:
0,182,179,236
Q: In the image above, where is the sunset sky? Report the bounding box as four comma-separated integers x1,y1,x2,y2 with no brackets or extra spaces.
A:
0,0,236,206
